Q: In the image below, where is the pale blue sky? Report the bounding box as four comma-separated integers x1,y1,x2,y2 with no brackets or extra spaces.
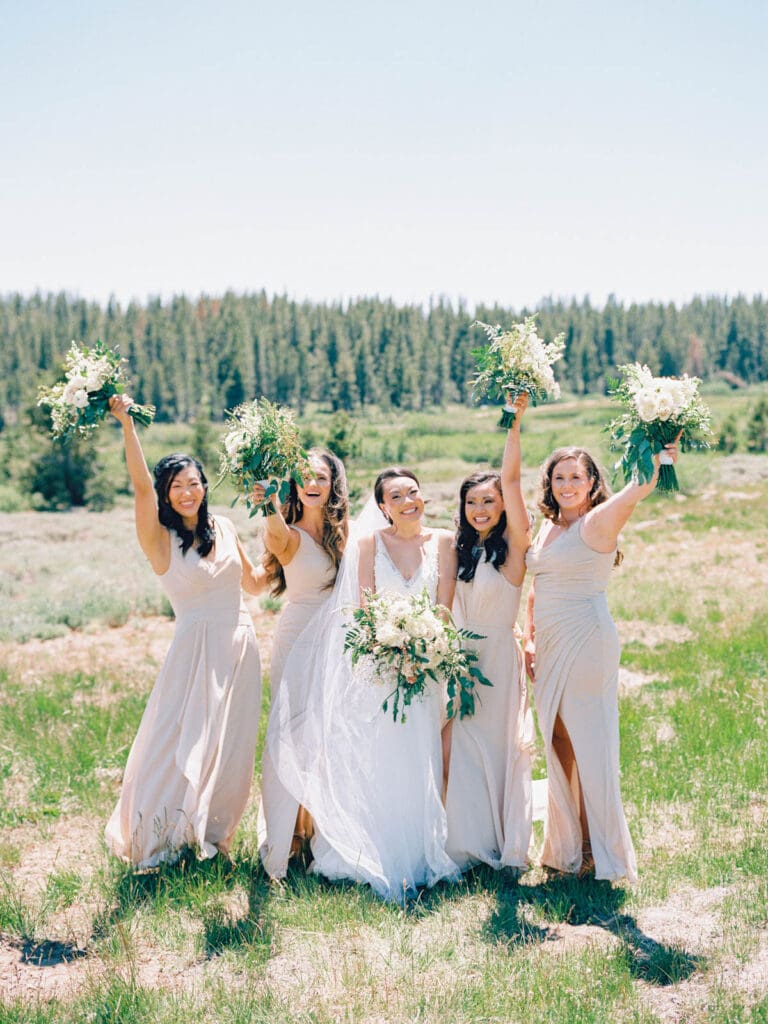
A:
1,0,766,309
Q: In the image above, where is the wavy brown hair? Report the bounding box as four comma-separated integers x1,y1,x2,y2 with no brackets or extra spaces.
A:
264,448,349,596
538,447,623,566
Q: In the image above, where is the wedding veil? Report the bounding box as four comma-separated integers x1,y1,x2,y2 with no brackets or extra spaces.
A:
264,495,398,893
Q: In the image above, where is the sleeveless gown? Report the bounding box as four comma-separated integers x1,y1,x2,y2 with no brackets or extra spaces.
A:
105,516,262,868
525,519,638,882
308,530,460,900
445,558,534,870
258,527,336,877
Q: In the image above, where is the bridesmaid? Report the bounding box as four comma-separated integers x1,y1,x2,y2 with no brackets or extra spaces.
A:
523,439,679,881
255,449,349,878
445,394,534,872
105,395,265,868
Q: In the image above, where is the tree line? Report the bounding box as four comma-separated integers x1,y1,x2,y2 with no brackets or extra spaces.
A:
1,291,766,425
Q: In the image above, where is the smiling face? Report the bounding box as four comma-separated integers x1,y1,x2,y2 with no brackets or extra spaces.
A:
464,479,504,539
297,455,332,509
379,475,424,527
550,456,594,518
167,464,206,525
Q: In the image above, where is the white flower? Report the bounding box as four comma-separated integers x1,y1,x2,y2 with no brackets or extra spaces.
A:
72,389,90,409
377,621,405,647
634,387,660,422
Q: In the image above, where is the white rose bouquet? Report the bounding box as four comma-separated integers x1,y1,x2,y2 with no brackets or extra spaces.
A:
37,340,155,441
344,588,492,724
472,316,565,428
607,363,712,492
218,397,309,516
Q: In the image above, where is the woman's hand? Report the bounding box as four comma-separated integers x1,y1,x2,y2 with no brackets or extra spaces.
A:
654,432,681,468
251,480,281,514
109,394,134,426
505,391,529,418
524,640,536,682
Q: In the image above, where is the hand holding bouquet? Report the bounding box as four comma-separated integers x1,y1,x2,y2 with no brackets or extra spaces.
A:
37,340,155,441
607,363,712,492
218,397,309,516
472,316,565,428
344,588,492,724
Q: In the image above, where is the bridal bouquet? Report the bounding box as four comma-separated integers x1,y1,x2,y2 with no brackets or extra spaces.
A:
37,340,155,441
218,398,309,516
607,363,712,492
344,588,492,724
472,316,565,428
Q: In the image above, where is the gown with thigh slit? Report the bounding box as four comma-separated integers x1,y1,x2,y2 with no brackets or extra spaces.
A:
445,557,534,871
105,516,262,869
303,529,460,900
525,518,637,882
257,527,336,878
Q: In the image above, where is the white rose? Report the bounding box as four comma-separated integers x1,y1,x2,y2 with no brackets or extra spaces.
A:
655,392,674,421
72,389,90,409
377,621,403,647
67,374,87,391
634,388,659,423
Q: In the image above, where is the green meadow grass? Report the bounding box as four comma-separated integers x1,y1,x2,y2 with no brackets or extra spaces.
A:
1,396,767,1021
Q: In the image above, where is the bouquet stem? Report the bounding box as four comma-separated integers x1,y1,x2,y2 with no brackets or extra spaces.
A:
498,395,520,429
656,457,679,493
127,403,156,428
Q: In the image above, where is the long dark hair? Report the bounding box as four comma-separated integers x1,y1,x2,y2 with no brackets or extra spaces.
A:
374,466,420,524
153,453,215,558
538,447,622,566
265,448,349,597
455,471,508,582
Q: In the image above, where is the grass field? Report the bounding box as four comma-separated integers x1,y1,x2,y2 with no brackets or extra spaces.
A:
1,396,767,1022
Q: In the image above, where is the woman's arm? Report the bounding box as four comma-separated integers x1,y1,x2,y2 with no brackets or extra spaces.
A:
109,395,169,574
500,393,532,583
522,580,536,681
235,535,268,595
357,534,376,604
436,530,457,612
582,441,679,552
251,482,300,566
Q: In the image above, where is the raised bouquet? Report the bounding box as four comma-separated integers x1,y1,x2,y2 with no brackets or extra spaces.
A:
37,340,155,441
344,588,492,724
607,363,712,492
218,397,309,516
472,316,565,428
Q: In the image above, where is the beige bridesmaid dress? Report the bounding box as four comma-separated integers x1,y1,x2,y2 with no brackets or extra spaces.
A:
257,527,336,878
525,519,638,883
445,558,534,871
105,516,262,868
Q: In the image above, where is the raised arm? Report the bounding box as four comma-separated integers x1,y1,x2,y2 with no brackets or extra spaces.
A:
582,442,679,552
500,392,533,554
109,395,169,574
251,482,300,566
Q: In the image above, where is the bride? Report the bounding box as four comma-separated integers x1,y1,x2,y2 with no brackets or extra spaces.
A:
264,466,460,901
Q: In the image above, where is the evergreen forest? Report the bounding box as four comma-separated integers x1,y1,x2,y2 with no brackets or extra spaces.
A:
1,291,767,425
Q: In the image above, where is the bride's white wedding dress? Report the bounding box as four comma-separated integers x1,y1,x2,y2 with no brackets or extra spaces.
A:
265,514,459,902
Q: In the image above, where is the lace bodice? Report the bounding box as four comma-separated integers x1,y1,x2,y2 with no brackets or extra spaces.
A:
373,530,440,603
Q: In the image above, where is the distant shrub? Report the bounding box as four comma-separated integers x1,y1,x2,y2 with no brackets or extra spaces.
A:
717,414,740,454
746,399,768,453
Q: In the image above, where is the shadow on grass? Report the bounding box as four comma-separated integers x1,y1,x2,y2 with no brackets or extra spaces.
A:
17,938,87,967
91,848,275,961
473,868,703,986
